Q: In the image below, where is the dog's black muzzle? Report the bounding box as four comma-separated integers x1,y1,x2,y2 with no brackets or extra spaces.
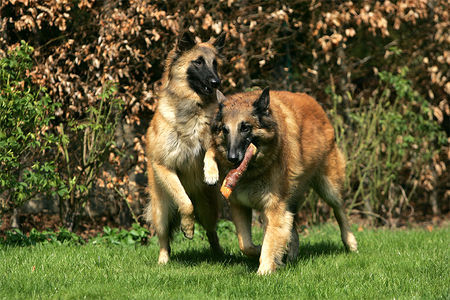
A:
202,76,221,95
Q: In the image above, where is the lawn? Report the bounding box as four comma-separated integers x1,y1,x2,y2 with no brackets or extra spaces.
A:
0,222,448,299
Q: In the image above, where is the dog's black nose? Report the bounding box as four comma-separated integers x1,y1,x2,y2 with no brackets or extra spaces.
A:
227,151,240,165
209,78,221,88
227,149,243,166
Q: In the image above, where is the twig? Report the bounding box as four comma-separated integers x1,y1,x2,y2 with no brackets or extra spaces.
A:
350,209,388,224
114,186,139,224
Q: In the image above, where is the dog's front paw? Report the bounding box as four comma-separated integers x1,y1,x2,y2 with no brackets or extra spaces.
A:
204,160,219,185
158,249,170,265
257,262,277,276
180,214,195,239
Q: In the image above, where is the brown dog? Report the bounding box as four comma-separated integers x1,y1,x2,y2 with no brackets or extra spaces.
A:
145,32,225,264
212,87,358,274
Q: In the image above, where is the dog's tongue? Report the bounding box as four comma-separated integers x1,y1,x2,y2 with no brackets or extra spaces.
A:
220,143,257,199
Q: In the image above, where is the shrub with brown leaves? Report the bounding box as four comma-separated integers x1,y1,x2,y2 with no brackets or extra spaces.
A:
1,0,448,225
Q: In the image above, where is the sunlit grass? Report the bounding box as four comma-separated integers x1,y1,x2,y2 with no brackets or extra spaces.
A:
1,222,448,299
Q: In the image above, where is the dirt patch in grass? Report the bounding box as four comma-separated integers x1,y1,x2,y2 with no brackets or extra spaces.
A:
1,210,448,241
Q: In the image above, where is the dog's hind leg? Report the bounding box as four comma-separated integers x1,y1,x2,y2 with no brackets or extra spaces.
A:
313,148,358,252
230,202,261,258
194,192,224,256
156,233,171,264
147,186,174,264
152,162,195,239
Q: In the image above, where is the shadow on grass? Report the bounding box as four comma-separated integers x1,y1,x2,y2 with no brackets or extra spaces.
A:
170,240,345,270
171,248,260,271
295,241,345,261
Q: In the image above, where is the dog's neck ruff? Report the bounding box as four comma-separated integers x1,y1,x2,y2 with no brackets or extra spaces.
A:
158,87,216,134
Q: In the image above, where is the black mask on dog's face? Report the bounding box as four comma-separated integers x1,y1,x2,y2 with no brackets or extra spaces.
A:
174,32,225,97
187,55,221,96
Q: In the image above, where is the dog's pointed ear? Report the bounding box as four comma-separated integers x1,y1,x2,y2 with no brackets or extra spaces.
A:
253,87,270,115
216,89,226,103
212,32,226,51
177,31,196,53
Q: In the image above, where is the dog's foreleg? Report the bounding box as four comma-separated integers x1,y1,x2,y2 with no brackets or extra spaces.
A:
230,202,261,257
258,200,293,275
147,184,172,264
203,147,219,185
152,162,195,239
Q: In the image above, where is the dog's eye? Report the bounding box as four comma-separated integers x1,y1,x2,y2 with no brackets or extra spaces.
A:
240,123,252,133
213,59,218,70
222,126,229,135
193,56,204,66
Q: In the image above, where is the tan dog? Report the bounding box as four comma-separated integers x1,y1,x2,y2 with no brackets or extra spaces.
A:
212,88,358,274
145,32,225,264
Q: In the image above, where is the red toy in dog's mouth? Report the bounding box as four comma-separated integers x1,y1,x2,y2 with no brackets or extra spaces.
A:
220,143,257,199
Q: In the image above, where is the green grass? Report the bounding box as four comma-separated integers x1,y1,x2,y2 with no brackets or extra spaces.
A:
1,222,449,299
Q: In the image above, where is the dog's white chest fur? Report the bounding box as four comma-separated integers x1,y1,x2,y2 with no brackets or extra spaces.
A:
168,119,206,169
159,100,212,171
